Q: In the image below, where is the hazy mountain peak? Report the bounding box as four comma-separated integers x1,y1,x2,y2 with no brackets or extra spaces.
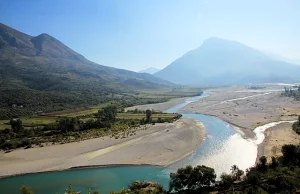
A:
203,37,226,43
201,37,248,50
139,67,161,74
155,38,300,85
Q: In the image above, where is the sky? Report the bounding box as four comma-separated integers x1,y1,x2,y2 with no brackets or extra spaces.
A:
0,0,300,71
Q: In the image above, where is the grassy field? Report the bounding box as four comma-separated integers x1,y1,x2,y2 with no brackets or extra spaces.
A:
21,117,57,126
0,87,199,141
0,117,57,130
0,120,9,130
117,113,176,119
131,87,203,99
0,110,180,130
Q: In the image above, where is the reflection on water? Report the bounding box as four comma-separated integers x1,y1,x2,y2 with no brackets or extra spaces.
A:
167,114,257,177
0,93,258,194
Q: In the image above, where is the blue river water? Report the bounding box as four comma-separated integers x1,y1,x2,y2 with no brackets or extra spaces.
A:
0,93,257,194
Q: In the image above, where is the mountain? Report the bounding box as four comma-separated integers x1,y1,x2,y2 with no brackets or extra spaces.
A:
0,23,174,118
139,67,161,74
155,37,300,85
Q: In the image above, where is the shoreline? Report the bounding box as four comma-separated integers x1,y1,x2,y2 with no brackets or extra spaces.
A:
0,163,164,180
192,112,256,139
126,96,191,112
256,122,300,162
0,118,206,178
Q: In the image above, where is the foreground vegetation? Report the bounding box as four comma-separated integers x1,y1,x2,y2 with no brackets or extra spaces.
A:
111,145,300,194
0,105,181,150
19,143,300,194
292,116,300,134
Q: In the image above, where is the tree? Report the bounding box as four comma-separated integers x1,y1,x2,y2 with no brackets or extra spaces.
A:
169,165,216,192
95,109,105,121
292,118,300,134
58,118,78,133
230,165,244,181
281,144,297,165
111,181,166,194
219,173,234,190
270,156,279,168
218,165,244,190
102,105,118,122
258,156,267,170
128,181,166,194
145,109,152,123
20,185,34,194
169,165,193,192
133,108,138,114
10,118,23,132
246,171,260,187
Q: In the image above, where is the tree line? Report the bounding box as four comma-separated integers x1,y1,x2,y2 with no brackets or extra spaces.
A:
0,106,182,150
282,86,300,100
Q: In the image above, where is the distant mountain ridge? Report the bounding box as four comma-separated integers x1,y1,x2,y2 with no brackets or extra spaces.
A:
155,37,300,85
139,67,161,74
0,23,174,117
0,23,173,89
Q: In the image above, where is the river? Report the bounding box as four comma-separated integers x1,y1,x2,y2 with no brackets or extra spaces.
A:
0,93,258,194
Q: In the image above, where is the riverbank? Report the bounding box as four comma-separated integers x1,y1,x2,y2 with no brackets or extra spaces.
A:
0,118,205,177
179,86,300,139
126,96,190,112
257,122,300,161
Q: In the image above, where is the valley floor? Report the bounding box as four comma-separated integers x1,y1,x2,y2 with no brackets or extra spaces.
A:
1,84,299,177
180,86,300,134
0,118,205,177
133,85,300,161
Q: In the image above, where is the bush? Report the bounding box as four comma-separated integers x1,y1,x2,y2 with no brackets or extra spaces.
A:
169,165,216,192
20,185,34,194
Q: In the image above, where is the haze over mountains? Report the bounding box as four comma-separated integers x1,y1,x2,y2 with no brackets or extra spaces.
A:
2,21,299,91
262,51,300,66
155,37,300,85
139,67,161,74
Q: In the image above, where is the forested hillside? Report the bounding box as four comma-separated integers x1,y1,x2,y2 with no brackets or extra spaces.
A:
0,23,175,118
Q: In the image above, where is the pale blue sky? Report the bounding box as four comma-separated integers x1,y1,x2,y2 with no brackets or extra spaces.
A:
0,0,299,71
